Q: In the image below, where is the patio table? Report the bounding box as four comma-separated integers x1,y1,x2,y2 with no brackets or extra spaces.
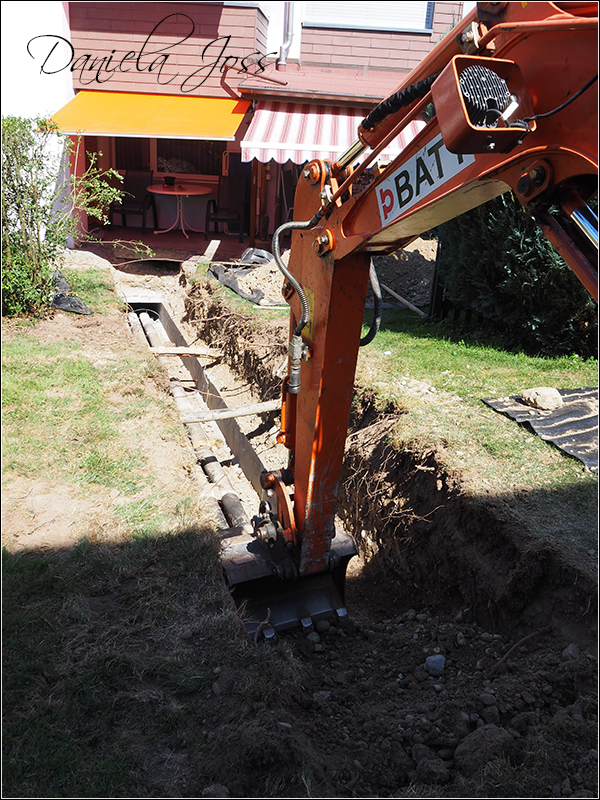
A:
147,183,213,239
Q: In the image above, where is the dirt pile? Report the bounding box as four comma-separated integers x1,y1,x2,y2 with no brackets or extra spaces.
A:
235,250,291,305
371,237,437,308
195,583,597,797
208,237,438,309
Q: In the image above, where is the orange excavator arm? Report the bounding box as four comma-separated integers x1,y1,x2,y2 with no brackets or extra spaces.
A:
226,2,598,636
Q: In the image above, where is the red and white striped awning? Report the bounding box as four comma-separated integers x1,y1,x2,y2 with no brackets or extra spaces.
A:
241,100,425,165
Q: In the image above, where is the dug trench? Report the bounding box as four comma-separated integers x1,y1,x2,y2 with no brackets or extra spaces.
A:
182,278,598,798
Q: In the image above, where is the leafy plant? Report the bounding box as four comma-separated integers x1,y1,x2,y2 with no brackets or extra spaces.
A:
1,116,123,317
434,192,597,357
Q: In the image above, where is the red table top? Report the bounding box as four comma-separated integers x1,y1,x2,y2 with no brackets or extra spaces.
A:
147,183,213,196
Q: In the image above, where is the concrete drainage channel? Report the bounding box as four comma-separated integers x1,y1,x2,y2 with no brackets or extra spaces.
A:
125,292,276,538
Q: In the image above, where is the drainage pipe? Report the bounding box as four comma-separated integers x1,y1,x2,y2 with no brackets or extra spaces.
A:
128,311,149,347
277,2,294,68
171,385,250,532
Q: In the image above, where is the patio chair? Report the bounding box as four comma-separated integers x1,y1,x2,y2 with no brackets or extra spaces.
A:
109,170,157,233
205,176,248,242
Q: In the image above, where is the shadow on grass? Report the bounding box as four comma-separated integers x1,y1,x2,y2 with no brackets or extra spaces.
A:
2,528,293,798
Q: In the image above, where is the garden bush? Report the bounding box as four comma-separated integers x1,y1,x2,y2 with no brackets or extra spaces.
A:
2,116,122,317
435,192,597,358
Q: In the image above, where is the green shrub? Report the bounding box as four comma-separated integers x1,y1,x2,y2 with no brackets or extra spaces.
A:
1,116,122,318
435,192,597,358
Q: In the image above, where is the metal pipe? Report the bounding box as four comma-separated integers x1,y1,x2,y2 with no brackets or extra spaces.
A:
278,2,294,67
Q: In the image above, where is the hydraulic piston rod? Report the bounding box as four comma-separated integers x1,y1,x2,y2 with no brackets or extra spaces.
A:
570,204,599,251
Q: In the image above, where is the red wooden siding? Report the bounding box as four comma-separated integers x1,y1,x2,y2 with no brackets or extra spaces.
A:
67,2,269,98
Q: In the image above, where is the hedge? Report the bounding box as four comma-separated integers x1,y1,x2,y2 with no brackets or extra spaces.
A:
435,192,597,358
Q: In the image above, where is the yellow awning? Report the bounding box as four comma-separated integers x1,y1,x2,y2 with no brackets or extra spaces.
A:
50,91,251,140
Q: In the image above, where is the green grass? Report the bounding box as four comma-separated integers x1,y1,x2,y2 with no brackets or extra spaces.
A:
357,309,597,485
62,266,124,312
1,267,205,554
1,337,153,493
1,268,188,497
360,308,595,404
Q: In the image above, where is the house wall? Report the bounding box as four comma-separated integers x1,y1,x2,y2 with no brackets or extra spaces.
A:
60,1,465,238
299,2,463,73
67,1,269,97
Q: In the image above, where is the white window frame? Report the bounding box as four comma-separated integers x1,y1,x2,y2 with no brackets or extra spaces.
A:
301,1,435,34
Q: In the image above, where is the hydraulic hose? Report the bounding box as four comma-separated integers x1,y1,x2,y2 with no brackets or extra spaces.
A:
272,214,322,393
273,215,321,335
361,72,441,131
360,260,382,347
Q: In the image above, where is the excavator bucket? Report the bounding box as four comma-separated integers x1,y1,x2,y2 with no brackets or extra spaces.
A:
221,528,357,638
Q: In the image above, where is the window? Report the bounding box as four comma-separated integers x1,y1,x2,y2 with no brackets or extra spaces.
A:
303,1,434,33
115,138,151,171
156,139,227,175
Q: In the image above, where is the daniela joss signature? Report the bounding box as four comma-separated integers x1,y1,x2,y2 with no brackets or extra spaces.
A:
27,13,275,93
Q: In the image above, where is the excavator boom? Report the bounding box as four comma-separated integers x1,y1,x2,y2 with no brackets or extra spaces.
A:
223,1,598,637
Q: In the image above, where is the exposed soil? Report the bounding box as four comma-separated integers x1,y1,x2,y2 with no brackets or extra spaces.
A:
205,236,437,309
4,244,597,798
